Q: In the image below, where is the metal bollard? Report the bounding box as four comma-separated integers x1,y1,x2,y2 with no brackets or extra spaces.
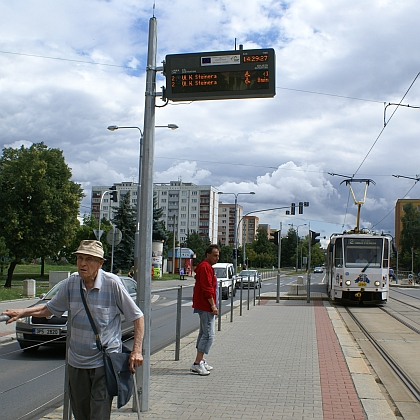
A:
239,277,243,316
175,286,183,361
218,281,222,331
230,277,234,322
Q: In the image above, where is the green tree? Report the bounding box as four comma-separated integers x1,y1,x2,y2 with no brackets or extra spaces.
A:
0,237,9,276
184,231,210,264
0,142,83,287
399,202,420,271
248,227,277,267
153,196,168,242
105,192,136,273
219,244,234,263
281,228,298,268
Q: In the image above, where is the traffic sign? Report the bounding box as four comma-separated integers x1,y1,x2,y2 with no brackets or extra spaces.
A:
107,228,122,246
164,48,275,101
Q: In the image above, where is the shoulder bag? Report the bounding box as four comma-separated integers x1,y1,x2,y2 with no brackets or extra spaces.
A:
79,281,134,409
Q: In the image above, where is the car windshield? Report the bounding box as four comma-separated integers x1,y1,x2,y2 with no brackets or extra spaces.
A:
239,270,257,276
213,268,227,278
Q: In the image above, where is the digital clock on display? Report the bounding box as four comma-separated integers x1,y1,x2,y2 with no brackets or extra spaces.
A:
164,48,275,101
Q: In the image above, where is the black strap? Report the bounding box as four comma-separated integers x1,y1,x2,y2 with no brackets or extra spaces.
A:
79,280,103,352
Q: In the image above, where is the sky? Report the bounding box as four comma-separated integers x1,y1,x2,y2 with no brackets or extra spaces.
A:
1,0,420,245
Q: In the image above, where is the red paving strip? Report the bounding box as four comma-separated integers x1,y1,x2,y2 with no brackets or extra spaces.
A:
314,301,366,420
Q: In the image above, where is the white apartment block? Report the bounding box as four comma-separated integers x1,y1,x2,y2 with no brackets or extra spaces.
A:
154,181,219,244
92,181,220,244
217,203,244,247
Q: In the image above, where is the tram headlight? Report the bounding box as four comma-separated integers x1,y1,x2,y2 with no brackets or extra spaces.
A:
374,280,380,286
345,280,351,286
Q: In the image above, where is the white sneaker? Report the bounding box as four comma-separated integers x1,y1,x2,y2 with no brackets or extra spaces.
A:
203,360,213,371
190,360,210,376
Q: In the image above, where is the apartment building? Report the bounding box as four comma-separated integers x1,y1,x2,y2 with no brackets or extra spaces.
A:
91,182,138,222
91,181,219,243
217,203,244,247
154,181,219,243
242,215,259,244
394,198,420,250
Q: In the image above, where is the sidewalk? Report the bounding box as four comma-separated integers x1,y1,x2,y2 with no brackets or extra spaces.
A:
41,295,397,420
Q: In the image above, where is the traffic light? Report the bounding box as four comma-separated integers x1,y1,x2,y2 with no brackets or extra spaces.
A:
232,249,237,259
110,190,118,202
290,202,296,215
310,230,321,246
273,231,280,246
298,202,303,214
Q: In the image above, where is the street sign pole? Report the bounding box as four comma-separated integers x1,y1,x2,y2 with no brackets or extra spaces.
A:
135,16,157,413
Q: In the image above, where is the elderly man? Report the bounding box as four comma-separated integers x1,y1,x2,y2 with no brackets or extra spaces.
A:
2,240,144,420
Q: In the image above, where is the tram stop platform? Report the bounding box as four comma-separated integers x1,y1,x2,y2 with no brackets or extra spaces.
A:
42,293,398,420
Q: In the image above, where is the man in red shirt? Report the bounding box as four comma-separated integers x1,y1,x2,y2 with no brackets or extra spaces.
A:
191,244,220,375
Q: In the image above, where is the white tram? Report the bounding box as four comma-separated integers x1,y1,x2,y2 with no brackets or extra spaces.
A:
326,232,392,304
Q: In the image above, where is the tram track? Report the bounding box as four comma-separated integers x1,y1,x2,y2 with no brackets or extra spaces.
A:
344,306,420,402
340,295,420,419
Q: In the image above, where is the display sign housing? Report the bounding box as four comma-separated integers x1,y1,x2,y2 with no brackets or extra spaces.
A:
164,48,275,101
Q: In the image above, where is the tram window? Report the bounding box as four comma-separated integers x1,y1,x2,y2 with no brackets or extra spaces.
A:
383,240,389,268
334,238,343,267
344,238,383,268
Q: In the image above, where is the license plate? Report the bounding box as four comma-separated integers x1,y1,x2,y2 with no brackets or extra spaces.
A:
32,328,60,335
357,281,367,287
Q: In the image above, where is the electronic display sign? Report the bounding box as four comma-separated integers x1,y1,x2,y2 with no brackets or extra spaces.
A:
164,48,275,101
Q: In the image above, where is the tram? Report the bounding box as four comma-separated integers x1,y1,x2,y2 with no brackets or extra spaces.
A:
326,231,392,304
326,178,393,304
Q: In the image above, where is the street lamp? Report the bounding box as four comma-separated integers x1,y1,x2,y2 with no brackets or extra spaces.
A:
107,123,178,411
218,192,255,274
289,223,307,271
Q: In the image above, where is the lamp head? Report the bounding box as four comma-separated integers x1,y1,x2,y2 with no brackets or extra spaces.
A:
107,125,118,131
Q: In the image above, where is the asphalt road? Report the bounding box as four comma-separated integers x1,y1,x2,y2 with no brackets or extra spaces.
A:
0,273,307,420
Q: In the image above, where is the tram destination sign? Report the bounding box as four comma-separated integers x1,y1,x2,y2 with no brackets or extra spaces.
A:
164,48,275,101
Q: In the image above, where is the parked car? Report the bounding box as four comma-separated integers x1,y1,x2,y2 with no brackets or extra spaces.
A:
236,269,262,289
212,262,236,300
15,276,137,351
313,267,323,273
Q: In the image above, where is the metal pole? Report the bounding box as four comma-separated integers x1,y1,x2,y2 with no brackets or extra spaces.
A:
175,286,182,361
230,277,234,322
307,223,311,303
277,222,282,303
135,16,157,412
218,281,222,331
233,195,238,278
172,214,176,274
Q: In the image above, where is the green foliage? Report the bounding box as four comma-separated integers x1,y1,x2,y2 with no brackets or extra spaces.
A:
247,227,277,267
105,192,136,273
0,237,9,275
0,142,84,287
399,202,420,271
219,244,234,263
184,231,210,264
153,196,168,242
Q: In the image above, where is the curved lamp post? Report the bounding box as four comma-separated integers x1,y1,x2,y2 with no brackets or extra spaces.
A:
107,123,178,411
218,191,255,273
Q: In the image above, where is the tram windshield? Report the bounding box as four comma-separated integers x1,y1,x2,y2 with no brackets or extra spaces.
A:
344,237,383,268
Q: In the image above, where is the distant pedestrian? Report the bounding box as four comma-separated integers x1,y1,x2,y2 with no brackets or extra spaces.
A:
191,244,220,376
128,265,134,278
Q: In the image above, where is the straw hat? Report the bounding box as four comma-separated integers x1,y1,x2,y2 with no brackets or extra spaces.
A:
73,240,105,259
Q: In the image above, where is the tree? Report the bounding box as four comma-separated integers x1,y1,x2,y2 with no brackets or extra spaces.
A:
153,196,168,242
184,231,210,264
0,142,83,287
399,202,420,271
248,227,277,267
105,192,136,273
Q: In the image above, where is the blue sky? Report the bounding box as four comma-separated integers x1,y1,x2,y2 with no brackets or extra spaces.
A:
1,0,420,244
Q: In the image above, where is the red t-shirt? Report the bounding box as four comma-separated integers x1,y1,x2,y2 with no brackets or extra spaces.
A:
192,259,217,312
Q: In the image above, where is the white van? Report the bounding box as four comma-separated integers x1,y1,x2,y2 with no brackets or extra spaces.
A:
212,262,236,300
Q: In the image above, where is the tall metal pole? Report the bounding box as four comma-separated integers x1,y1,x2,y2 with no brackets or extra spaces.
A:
233,195,238,274
136,16,157,412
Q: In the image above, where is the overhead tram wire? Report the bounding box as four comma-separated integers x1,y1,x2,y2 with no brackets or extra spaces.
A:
371,175,420,230
352,72,420,178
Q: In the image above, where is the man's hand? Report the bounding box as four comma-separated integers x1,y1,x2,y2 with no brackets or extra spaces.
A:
1,309,24,324
129,350,143,373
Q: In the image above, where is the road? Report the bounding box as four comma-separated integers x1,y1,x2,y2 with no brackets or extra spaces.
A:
0,272,312,420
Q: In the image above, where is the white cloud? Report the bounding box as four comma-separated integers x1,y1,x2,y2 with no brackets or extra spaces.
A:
1,0,420,238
